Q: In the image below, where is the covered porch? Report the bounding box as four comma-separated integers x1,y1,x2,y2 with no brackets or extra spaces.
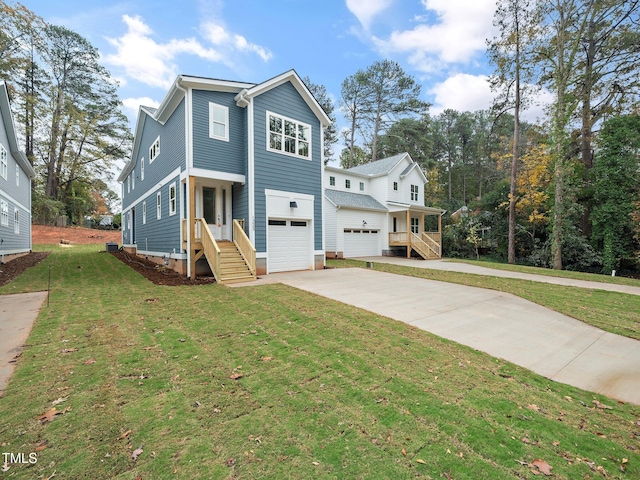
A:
387,204,444,260
181,174,256,283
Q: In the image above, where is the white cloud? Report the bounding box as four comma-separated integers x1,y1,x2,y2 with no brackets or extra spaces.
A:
122,96,161,118
346,0,395,30
429,73,494,115
104,14,271,90
372,0,497,72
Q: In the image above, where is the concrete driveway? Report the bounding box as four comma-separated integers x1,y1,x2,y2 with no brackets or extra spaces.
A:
258,268,640,405
0,292,48,396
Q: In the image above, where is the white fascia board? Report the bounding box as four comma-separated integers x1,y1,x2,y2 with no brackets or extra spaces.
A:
118,109,147,182
0,190,30,213
179,75,254,92
265,189,314,201
242,70,332,127
123,167,181,209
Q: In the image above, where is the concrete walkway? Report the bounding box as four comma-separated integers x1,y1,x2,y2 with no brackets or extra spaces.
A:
353,256,640,296
249,268,640,405
0,291,48,396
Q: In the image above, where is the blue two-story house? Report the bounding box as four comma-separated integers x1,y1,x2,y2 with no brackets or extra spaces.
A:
0,81,35,263
118,70,330,283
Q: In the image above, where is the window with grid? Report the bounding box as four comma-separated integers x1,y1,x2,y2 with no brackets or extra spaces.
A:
14,208,19,234
169,183,177,216
209,103,229,141
142,201,146,224
410,184,419,201
156,191,162,219
149,137,160,163
141,157,145,181
0,200,8,226
0,145,7,180
267,112,311,159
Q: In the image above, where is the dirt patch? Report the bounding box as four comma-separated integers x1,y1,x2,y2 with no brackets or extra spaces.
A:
110,250,216,286
0,252,49,287
32,224,121,245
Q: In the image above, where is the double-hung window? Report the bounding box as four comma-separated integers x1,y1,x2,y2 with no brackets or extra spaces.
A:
14,208,19,234
149,137,160,163
156,191,162,219
209,103,229,141
411,217,419,234
267,112,311,159
359,182,364,191
16,165,19,186
329,176,335,186
345,179,351,189
0,145,7,180
169,183,177,216
140,157,145,181
0,200,8,226
142,201,147,224
410,184,419,201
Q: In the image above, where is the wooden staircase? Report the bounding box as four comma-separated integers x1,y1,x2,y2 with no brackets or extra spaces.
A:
217,241,256,284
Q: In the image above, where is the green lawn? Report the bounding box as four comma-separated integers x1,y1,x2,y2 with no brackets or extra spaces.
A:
328,259,640,341
0,245,638,479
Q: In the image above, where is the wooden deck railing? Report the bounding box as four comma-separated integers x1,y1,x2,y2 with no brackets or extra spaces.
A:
195,218,220,282
421,232,441,258
233,219,256,275
389,232,409,245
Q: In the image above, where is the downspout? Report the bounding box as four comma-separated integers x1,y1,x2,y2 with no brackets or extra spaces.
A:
335,205,340,258
175,76,191,277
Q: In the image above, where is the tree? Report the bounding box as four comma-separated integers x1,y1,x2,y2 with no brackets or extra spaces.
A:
303,76,338,163
340,71,368,168
432,109,460,203
339,145,368,169
359,60,428,162
0,0,43,77
590,115,640,274
377,116,434,169
489,0,541,264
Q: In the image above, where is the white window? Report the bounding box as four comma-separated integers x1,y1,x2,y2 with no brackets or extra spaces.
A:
142,201,147,224
132,172,135,190
209,103,229,141
411,217,419,234
127,175,130,193
359,182,364,191
411,184,419,201
156,191,161,219
169,182,176,216
140,157,144,181
345,179,351,189
127,211,131,230
329,176,335,186
149,136,160,163
16,165,19,186
393,181,398,191
0,145,7,180
14,208,19,234
267,111,311,159
0,200,8,226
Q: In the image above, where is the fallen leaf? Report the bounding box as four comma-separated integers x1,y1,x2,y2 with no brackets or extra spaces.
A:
51,396,68,406
36,406,70,424
225,458,235,467
213,408,221,413
531,458,553,475
522,437,531,444
131,446,143,461
35,441,47,452
416,459,426,464
402,448,407,456
552,441,560,447
312,461,320,466
261,356,272,361
119,430,132,440
229,373,243,380
60,348,78,353
527,404,540,412
84,358,96,365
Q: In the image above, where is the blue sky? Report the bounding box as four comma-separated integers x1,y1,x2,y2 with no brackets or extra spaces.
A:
21,0,548,156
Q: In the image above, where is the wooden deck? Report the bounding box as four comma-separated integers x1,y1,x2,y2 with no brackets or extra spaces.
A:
389,232,442,259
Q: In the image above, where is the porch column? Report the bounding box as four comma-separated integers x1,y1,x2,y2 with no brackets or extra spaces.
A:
406,209,411,258
438,213,442,234
189,175,196,280
419,213,424,236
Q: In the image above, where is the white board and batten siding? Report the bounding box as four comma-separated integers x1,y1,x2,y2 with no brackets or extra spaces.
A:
265,189,314,273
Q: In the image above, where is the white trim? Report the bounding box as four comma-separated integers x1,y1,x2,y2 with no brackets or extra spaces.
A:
0,144,7,180
156,191,162,219
142,201,147,224
14,206,19,234
135,249,187,260
248,97,255,244
124,167,180,208
16,162,19,186
266,110,312,161
0,248,31,255
209,102,229,141
187,167,245,184
0,190,30,212
0,199,8,226
264,188,314,201
140,157,145,181
256,252,267,259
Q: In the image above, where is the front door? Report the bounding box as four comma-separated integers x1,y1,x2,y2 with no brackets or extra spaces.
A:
202,184,232,241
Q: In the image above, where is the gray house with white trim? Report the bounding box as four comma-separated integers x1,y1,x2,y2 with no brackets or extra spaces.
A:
118,70,330,283
0,81,35,262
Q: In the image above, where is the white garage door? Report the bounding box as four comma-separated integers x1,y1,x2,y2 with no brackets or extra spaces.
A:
344,229,380,257
268,219,311,272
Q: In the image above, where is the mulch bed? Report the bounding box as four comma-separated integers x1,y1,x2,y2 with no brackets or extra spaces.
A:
0,252,50,287
110,250,217,286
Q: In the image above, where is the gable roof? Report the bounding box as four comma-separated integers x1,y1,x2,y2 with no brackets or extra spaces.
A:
347,153,409,176
234,70,332,127
325,189,387,211
0,81,35,179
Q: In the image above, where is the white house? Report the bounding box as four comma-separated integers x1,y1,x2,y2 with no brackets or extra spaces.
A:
324,153,444,259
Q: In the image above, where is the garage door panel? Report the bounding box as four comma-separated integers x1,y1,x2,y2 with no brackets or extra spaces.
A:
268,219,311,273
344,229,380,257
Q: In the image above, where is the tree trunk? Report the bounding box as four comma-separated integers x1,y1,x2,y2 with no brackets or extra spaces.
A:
508,7,522,265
